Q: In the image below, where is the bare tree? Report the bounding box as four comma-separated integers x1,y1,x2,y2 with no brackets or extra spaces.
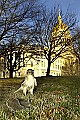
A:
72,26,80,75
0,0,39,41
0,0,41,78
72,26,80,58
33,7,77,76
0,39,27,78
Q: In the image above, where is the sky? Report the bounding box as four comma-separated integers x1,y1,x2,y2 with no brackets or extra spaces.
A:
40,0,80,26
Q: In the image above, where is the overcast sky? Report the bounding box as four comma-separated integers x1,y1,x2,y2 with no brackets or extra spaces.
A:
40,0,80,26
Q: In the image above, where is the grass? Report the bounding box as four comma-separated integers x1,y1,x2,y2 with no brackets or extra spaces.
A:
0,76,80,120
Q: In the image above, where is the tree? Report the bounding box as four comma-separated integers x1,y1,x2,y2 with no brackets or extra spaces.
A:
0,39,26,78
33,7,77,76
72,26,80,75
0,0,41,78
73,26,80,58
0,0,40,41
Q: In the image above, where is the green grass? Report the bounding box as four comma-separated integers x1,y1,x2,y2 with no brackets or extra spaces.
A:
0,76,80,120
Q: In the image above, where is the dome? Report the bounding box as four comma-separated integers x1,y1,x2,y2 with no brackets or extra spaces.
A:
52,11,71,38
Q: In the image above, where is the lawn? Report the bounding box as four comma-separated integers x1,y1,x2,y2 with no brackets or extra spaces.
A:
0,76,80,120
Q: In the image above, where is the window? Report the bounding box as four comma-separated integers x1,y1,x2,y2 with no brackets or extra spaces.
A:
42,71,44,75
18,72,20,76
58,65,59,70
41,61,43,67
26,62,27,66
56,65,57,69
31,61,33,67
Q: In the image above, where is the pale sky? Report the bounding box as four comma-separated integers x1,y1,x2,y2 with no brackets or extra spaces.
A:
40,0,80,26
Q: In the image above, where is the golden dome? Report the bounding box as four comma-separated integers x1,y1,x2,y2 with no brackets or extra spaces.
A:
52,10,71,38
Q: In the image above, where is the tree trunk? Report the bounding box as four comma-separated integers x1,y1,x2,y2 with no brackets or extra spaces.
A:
46,58,51,76
10,69,13,78
9,52,13,78
46,49,51,76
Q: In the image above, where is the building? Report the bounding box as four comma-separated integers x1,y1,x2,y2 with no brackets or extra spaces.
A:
0,12,79,78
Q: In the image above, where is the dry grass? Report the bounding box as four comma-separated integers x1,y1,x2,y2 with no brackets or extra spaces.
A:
0,76,80,120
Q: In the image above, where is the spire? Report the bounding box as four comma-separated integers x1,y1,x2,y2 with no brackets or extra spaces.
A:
59,9,61,17
58,9,62,26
